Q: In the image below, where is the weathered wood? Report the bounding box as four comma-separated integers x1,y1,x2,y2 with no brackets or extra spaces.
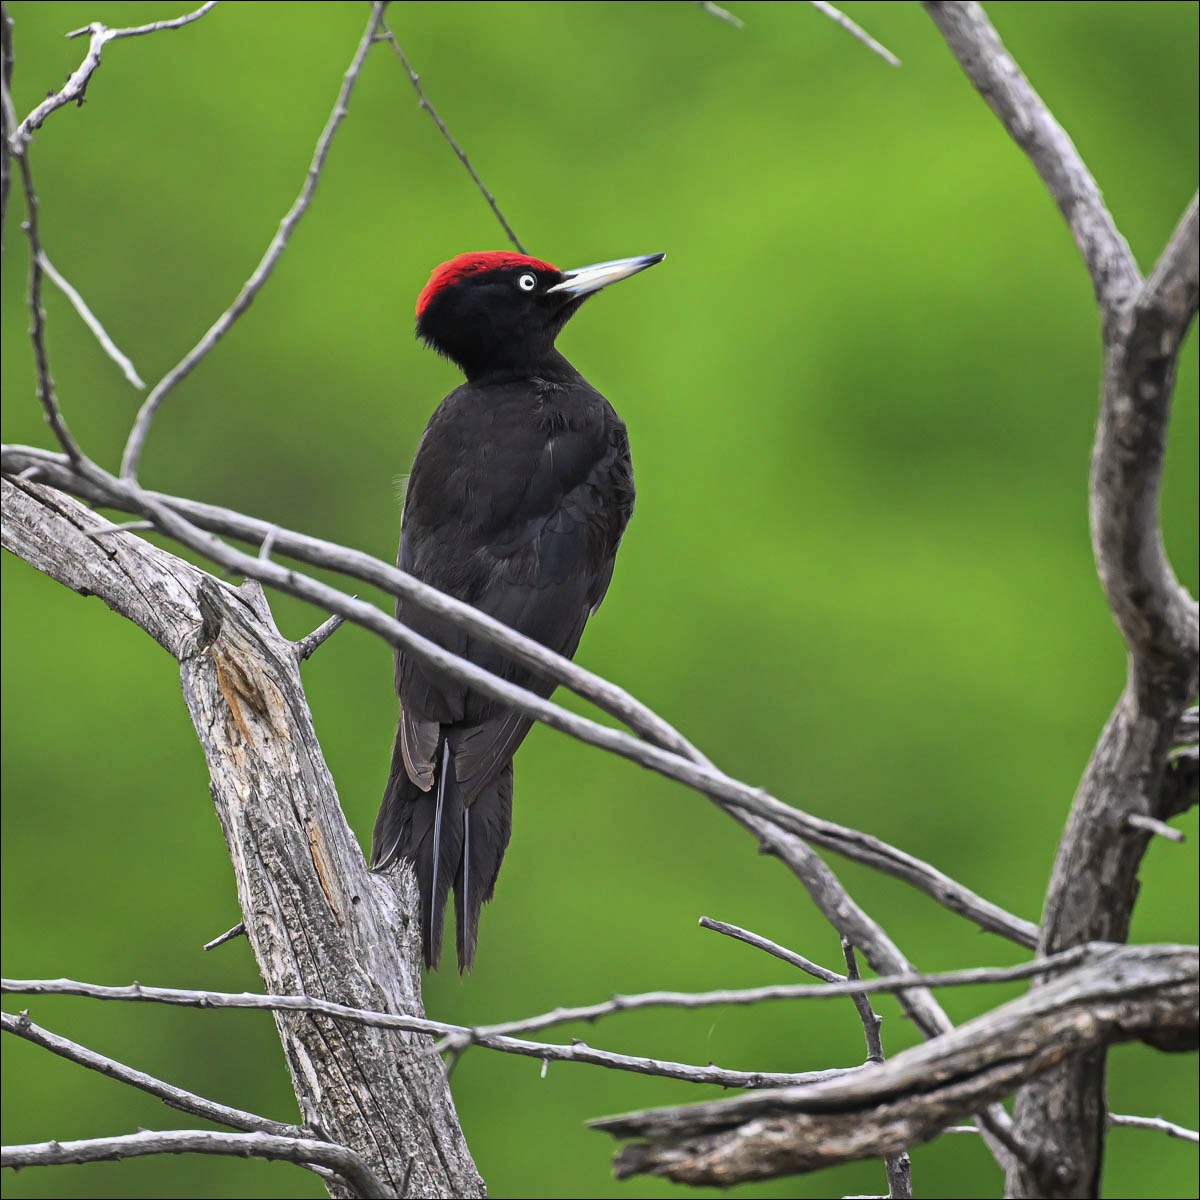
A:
923,6,1199,1194
1,476,484,1199
592,944,1199,1185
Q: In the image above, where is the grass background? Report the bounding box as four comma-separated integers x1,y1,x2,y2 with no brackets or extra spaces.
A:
2,2,1197,1197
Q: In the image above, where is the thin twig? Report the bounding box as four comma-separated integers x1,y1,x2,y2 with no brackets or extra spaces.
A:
1,4,16,243
1108,1113,1199,1144
1125,812,1185,843
85,519,154,540
844,941,912,1199
258,524,279,562
692,1,744,30
809,2,901,67
380,18,526,252
700,923,910,1198
37,252,145,388
841,940,885,1065
943,1113,1199,1145
202,921,246,951
14,158,83,463
0,1010,306,1140
700,916,844,982
295,612,347,661
8,1,218,152
437,943,1106,1043
118,3,385,480
0,1129,388,1198
0,977,846,1090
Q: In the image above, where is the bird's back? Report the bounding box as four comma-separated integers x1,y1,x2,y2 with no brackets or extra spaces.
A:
373,368,634,969
371,248,659,969
397,369,634,722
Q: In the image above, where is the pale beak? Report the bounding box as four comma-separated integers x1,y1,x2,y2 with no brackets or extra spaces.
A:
546,252,665,297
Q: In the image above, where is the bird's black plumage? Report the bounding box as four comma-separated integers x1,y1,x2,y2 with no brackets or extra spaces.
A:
371,250,663,970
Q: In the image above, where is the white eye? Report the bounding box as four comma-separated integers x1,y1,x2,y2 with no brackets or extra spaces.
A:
516,272,537,292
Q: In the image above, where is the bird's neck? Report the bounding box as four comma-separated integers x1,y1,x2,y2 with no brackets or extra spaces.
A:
464,347,581,388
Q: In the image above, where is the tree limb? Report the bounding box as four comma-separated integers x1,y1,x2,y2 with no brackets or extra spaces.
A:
924,6,1199,1195
0,974,855,1091
922,1,1140,327
0,474,482,1199
1,1129,389,1199
0,942,1103,1033
1,441,1040,952
5,1,217,153
2,445,1022,1166
118,3,384,480
380,18,526,253
591,944,1199,1185
0,1010,307,1140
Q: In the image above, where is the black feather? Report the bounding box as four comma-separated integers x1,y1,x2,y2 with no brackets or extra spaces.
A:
370,251,658,969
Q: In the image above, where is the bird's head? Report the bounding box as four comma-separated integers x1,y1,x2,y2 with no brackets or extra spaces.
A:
415,251,664,379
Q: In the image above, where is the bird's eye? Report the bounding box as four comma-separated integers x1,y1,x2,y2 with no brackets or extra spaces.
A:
516,273,537,292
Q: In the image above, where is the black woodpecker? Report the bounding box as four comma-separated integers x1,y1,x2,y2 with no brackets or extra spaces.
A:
371,250,664,970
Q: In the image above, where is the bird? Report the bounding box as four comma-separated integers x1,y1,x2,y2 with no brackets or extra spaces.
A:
370,249,665,970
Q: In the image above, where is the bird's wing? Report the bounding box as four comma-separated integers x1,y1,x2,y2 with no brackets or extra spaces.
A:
400,703,439,791
395,399,633,794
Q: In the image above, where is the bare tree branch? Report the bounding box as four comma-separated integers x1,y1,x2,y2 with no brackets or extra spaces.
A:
11,156,82,463
921,7,1198,1195
0,974,849,1091
380,18,526,253
6,1,217,153
809,2,901,67
922,1,1139,326
9,447,1019,1085
1,4,16,242
0,1010,307,1140
118,3,385,481
37,251,145,388
692,1,743,31
436,942,1106,1043
591,944,1199,1184
0,475,483,1198
1098,191,1200,672
295,610,348,661
0,442,1040,953
0,1129,388,1199
1109,1114,1200,1145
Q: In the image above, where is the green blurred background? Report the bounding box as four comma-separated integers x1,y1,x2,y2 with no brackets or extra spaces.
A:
2,2,1197,1197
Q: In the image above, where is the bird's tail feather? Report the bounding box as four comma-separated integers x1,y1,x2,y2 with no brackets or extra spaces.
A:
371,730,512,971
454,761,513,971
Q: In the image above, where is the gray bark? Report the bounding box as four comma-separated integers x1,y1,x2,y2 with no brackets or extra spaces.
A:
0,475,484,1200
591,943,1199,1185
